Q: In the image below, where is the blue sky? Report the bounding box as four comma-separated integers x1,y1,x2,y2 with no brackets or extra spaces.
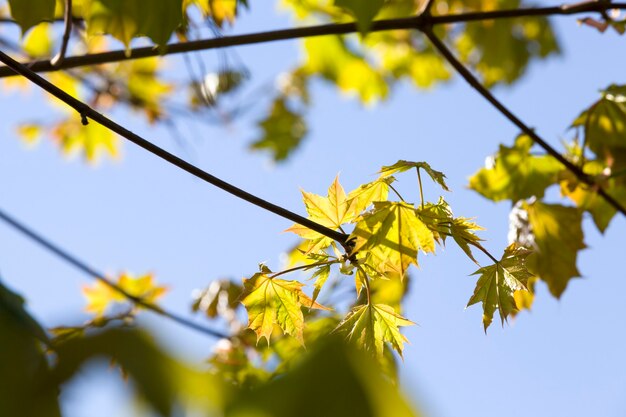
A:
0,2,625,417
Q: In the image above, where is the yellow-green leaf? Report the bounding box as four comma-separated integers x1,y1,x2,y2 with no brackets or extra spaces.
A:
523,201,586,298
53,117,120,163
346,176,393,215
241,273,329,344
8,0,55,34
334,303,414,357
469,134,563,202
380,160,449,191
467,244,535,331
82,272,167,316
22,23,54,57
351,201,435,278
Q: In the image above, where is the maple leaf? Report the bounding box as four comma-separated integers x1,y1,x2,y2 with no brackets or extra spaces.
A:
286,176,356,252
416,198,484,263
523,201,586,298
379,160,450,192
334,303,414,357
351,201,435,277
83,273,167,317
240,273,329,345
7,0,55,34
346,176,394,215
467,244,535,331
469,134,563,202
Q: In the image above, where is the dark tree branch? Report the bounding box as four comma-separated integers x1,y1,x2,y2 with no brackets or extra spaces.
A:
423,28,626,218
0,49,349,246
0,1,624,78
50,0,73,67
0,207,230,340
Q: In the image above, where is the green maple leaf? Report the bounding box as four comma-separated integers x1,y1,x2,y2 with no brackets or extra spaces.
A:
250,97,307,162
379,160,450,191
523,201,586,298
469,134,563,202
346,176,394,215
83,0,183,48
467,244,535,331
7,0,55,34
241,273,329,344
334,0,384,35
572,84,626,161
416,198,484,263
286,176,355,253
334,303,414,357
351,201,435,278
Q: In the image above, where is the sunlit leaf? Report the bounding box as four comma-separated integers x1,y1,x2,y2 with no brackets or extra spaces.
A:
469,134,563,202
379,160,450,191
351,201,435,277
241,272,329,344
83,273,167,317
523,201,586,298
53,117,120,163
22,23,54,57
467,244,534,331
334,303,414,357
347,176,393,215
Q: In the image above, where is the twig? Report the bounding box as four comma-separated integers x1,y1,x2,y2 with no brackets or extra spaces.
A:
423,29,626,218
0,49,349,247
50,0,72,68
0,207,230,340
0,1,624,78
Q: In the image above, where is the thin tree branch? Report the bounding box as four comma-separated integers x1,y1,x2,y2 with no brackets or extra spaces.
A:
0,207,230,340
0,1,624,78
423,28,626,218
50,0,72,68
0,49,349,246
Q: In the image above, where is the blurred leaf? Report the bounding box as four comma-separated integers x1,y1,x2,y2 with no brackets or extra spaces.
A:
16,123,43,146
380,160,450,191
22,23,54,57
523,201,586,298
334,0,383,35
192,279,242,318
83,0,183,48
454,0,559,87
467,244,534,331
251,96,307,161
241,272,329,344
0,279,59,417
469,134,563,202
118,57,173,122
572,84,626,161
53,117,120,163
303,36,388,104
83,272,167,317
8,0,55,33
351,201,435,277
226,337,420,417
334,303,414,357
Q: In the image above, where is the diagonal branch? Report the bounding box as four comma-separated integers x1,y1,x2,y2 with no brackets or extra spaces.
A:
0,207,230,340
0,1,624,78
422,28,626,218
0,49,349,246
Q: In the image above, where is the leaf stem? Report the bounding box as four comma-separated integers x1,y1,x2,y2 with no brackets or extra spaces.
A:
417,168,425,210
269,260,338,279
50,0,72,68
388,183,406,202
